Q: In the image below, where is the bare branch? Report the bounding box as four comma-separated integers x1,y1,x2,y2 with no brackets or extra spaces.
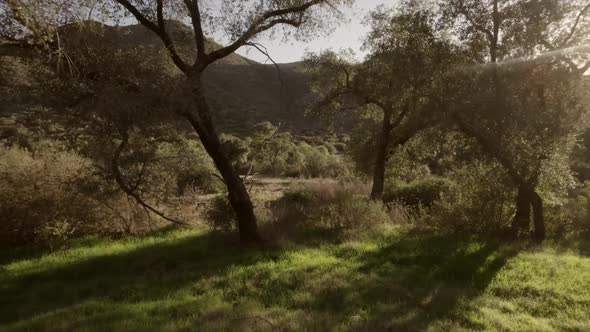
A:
578,59,590,75
114,0,190,73
246,42,285,96
206,0,323,65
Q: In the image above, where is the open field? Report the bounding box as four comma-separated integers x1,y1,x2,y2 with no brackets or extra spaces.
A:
1,228,589,331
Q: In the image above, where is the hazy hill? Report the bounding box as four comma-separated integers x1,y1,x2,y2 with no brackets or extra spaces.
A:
0,21,326,136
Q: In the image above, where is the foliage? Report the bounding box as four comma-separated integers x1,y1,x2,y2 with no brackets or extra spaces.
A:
428,162,515,233
571,128,590,182
384,177,452,209
563,181,590,233
0,145,109,247
0,130,219,248
271,181,390,238
204,195,237,233
223,122,350,179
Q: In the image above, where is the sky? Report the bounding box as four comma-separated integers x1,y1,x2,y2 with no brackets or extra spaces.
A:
232,0,398,64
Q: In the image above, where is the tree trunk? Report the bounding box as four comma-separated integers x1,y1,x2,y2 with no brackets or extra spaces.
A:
531,191,546,243
510,182,545,242
370,109,393,201
511,183,532,235
185,74,261,243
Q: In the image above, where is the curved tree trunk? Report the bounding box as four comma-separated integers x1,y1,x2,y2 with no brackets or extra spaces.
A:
371,109,393,201
185,74,261,243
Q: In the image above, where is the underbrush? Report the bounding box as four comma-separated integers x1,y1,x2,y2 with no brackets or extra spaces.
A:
383,164,516,235
0,146,112,248
266,181,409,241
0,146,201,249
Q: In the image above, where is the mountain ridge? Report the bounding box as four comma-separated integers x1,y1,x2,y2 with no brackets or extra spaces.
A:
1,20,323,135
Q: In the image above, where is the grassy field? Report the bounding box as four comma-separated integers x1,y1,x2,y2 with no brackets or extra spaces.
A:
1,227,590,331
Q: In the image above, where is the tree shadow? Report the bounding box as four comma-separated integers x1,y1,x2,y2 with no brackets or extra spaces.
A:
308,232,522,331
0,225,184,265
1,228,525,331
0,230,285,328
549,232,590,257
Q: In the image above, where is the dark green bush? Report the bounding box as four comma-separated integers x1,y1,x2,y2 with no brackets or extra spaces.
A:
204,195,236,233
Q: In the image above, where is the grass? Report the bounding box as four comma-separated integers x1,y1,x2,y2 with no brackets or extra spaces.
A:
1,227,590,331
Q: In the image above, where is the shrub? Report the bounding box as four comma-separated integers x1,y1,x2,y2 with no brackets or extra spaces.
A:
176,169,223,195
35,218,77,251
270,181,390,239
333,142,347,154
0,144,190,248
427,162,514,233
386,202,417,225
561,181,590,234
383,177,452,209
0,146,109,247
204,195,236,233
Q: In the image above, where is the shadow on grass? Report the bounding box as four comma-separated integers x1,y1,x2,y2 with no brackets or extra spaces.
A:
309,231,522,331
549,231,590,257
0,225,184,266
1,228,524,331
0,229,284,329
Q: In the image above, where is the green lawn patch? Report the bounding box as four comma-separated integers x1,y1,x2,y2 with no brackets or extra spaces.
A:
1,228,589,331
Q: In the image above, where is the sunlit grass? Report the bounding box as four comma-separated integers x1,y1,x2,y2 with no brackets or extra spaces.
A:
1,227,589,331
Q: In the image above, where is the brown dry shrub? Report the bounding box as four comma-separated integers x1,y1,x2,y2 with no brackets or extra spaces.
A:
268,180,391,240
0,146,193,248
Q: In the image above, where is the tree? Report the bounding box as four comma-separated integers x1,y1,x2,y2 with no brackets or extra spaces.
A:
306,6,453,200
439,0,590,241
2,0,353,243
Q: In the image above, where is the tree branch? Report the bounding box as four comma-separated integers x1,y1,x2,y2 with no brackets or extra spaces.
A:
560,3,590,48
246,42,285,95
390,102,411,129
112,132,189,227
540,38,587,74
183,0,206,59
457,0,494,44
114,0,190,73
205,0,323,65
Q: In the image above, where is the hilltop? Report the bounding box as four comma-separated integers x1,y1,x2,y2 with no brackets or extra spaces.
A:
0,21,327,136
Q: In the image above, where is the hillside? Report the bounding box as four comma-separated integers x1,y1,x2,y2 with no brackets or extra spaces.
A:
0,21,325,136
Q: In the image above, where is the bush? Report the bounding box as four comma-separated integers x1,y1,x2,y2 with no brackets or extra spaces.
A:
243,127,351,178
561,181,590,234
204,195,236,233
0,146,109,247
270,181,390,239
384,177,452,209
427,162,514,233
0,143,194,248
